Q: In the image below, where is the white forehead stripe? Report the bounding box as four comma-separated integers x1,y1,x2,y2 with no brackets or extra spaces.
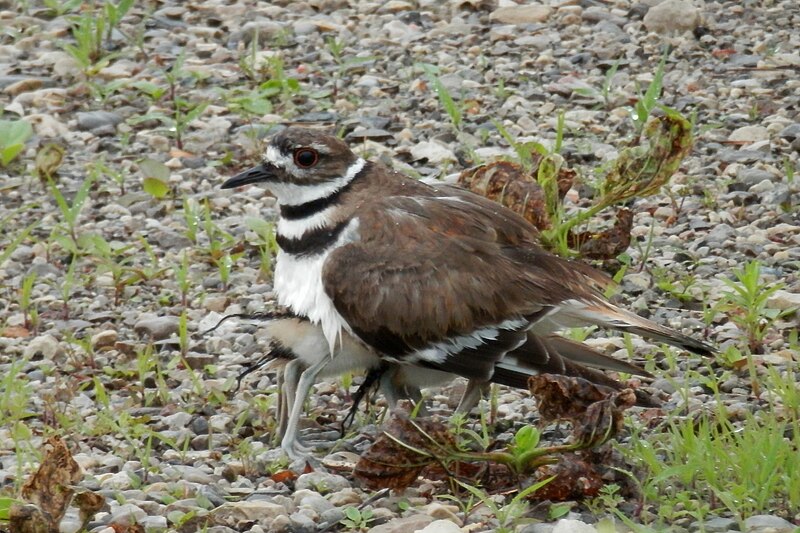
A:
265,145,293,169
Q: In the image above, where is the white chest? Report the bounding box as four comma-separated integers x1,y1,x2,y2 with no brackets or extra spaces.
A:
272,219,360,351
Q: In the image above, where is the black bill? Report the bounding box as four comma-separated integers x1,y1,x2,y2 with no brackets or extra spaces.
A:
221,163,276,189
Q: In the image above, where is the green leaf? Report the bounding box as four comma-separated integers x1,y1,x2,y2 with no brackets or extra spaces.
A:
182,102,208,124
140,159,170,199
133,81,166,100
240,97,272,115
1,145,23,166
344,507,361,521
143,177,170,199
0,119,33,165
513,425,540,452
0,496,21,520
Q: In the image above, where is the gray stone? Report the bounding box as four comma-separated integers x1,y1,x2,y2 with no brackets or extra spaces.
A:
718,149,767,164
319,507,344,525
409,140,456,164
23,335,63,360
162,411,193,430
767,289,800,310
698,517,738,532
76,111,123,131
91,330,118,349
729,125,770,143
490,5,552,24
520,524,556,533
0,75,50,90
651,378,677,394
110,503,147,525
705,223,737,245
211,501,286,527
643,0,701,33
778,124,800,141
367,515,435,533
133,315,180,340
417,520,463,533
294,471,350,493
294,489,334,514
736,168,775,187
552,519,597,533
743,515,795,532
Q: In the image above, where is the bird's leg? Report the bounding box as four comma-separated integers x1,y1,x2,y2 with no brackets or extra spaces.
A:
455,379,488,414
279,359,305,437
275,364,286,445
379,367,427,416
281,357,329,459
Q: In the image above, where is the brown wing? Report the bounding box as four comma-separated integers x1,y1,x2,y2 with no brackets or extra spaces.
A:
321,193,590,377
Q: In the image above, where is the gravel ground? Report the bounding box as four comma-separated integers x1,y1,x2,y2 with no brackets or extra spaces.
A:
1,0,799,532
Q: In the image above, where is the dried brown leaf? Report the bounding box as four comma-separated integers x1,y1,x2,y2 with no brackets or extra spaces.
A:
74,489,107,530
354,414,453,491
20,436,82,527
8,503,50,533
458,160,575,232
529,374,636,448
530,453,604,501
528,374,618,422
568,208,634,260
574,389,636,447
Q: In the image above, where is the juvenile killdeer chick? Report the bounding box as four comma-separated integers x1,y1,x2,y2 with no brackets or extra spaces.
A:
259,314,656,457
222,128,712,458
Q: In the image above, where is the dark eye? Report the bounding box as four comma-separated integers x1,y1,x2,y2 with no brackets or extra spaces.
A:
294,148,319,168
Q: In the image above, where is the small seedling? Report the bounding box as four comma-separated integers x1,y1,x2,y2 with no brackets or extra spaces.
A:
103,0,134,46
81,233,137,306
42,0,82,16
62,13,113,74
715,260,794,353
245,217,278,280
59,259,78,319
632,53,667,133
175,251,191,308
326,36,376,99
48,173,96,253
19,271,38,331
340,507,374,531
455,477,553,533
128,55,209,149
87,155,127,194
420,63,463,131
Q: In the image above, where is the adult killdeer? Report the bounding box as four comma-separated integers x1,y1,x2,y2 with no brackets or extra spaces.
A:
222,128,713,457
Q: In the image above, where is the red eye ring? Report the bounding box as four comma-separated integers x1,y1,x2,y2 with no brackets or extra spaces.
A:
294,148,319,168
